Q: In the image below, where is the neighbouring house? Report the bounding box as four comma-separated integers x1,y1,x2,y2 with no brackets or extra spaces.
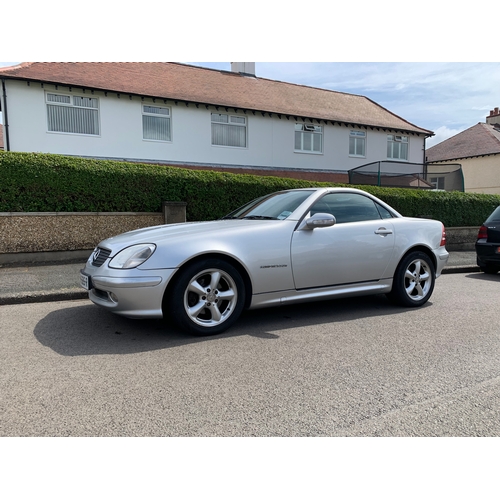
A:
0,62,433,183
426,108,500,194
0,125,4,150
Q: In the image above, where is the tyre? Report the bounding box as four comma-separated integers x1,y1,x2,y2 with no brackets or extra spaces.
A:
480,266,499,275
387,251,435,307
166,259,246,335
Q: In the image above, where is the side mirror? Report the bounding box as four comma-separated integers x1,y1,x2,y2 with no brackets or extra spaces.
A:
305,213,336,229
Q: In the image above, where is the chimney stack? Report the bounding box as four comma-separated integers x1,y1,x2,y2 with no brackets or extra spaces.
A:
231,62,256,76
486,107,500,126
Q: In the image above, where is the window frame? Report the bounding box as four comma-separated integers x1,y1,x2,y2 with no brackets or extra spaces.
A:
211,112,247,149
45,91,100,136
142,103,172,142
294,122,323,154
387,134,409,161
349,130,366,157
430,176,445,190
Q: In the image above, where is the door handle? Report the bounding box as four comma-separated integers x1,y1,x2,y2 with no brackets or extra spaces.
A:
375,227,393,236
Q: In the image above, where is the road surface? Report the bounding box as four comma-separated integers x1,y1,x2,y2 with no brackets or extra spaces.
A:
1,272,499,437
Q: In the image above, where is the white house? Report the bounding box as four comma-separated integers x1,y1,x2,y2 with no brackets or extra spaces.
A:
0,62,432,182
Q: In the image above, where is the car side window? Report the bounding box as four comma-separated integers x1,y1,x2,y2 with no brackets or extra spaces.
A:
310,193,386,224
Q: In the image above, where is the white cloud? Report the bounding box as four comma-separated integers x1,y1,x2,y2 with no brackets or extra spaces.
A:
426,126,467,149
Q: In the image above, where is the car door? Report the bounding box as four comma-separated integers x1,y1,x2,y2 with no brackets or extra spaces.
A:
290,192,396,289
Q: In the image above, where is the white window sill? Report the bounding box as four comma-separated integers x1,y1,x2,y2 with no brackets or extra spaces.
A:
47,131,100,138
294,150,323,155
143,138,173,144
211,144,247,150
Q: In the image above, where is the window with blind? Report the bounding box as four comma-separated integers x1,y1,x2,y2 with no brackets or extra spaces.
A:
349,130,366,157
142,105,171,141
46,93,100,135
295,123,322,153
211,113,247,148
387,135,409,160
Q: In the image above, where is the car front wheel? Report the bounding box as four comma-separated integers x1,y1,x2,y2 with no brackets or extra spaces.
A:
387,251,435,307
166,259,246,335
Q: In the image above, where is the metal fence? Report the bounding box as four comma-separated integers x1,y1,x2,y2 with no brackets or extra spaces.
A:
348,161,464,191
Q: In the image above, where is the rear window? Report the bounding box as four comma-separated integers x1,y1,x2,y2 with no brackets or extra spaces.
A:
486,206,500,223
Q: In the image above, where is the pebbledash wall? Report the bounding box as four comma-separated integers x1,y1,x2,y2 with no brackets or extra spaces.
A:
0,202,186,265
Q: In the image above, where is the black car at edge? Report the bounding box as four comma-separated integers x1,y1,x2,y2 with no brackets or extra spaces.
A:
476,205,500,274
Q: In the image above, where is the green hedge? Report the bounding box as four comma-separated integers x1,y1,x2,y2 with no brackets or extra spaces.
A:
1,151,499,227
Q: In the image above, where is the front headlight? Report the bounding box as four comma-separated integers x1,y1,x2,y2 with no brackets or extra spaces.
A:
109,244,156,269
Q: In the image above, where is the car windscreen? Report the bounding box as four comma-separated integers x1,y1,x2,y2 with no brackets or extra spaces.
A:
486,206,500,223
223,190,314,220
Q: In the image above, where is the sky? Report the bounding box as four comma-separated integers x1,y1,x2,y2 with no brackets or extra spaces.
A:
1,60,498,148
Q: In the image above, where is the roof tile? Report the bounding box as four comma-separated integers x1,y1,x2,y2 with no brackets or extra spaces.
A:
426,123,500,162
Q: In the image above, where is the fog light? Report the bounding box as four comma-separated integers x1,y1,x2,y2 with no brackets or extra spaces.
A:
109,292,118,303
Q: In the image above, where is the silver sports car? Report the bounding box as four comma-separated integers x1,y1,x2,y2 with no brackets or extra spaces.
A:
80,188,449,335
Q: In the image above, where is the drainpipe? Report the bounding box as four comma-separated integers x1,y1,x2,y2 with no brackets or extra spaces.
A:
423,135,428,183
1,78,10,151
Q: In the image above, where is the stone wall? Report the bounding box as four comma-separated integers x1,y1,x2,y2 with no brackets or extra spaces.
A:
445,226,479,251
0,202,186,265
0,212,164,254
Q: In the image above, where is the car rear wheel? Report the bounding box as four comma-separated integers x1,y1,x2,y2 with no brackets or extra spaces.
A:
480,265,499,274
387,251,435,307
166,259,245,335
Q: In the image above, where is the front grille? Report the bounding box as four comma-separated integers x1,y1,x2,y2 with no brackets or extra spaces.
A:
91,247,111,267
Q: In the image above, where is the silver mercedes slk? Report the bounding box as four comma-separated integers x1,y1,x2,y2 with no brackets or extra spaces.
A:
80,187,449,335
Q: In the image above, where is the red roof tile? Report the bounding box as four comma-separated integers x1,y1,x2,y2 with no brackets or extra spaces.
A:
426,123,500,162
0,62,431,135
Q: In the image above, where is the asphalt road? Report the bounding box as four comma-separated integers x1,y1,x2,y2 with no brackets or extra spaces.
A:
1,272,499,437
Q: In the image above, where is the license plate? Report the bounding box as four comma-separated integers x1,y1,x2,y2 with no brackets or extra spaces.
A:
80,271,92,290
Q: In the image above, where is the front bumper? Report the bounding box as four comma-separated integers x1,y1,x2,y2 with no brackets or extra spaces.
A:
80,262,177,318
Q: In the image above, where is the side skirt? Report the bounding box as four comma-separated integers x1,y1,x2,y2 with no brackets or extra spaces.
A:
249,279,393,309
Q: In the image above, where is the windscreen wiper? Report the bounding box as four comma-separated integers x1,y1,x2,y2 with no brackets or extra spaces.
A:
242,215,279,220
221,215,279,220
